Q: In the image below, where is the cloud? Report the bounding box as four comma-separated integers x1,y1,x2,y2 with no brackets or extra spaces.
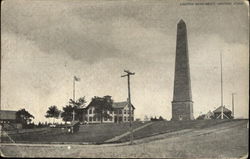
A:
2,0,248,65
2,0,122,64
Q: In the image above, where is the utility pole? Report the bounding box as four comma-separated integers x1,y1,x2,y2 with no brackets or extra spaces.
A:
232,93,235,118
121,70,135,145
220,52,224,119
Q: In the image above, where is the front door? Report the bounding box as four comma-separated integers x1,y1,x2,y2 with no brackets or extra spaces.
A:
114,116,117,123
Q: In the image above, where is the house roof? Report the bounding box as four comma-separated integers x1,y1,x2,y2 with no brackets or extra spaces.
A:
0,110,17,120
112,101,135,109
206,110,214,115
213,106,231,113
86,99,135,110
86,97,108,109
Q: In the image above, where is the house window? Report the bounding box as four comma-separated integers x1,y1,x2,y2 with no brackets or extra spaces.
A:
124,110,126,114
119,110,122,114
119,117,122,122
110,116,113,121
124,117,127,121
89,117,92,121
89,109,92,114
93,116,96,121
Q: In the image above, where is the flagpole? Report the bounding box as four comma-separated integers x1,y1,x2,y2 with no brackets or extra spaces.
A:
220,52,224,119
73,77,75,121
73,77,75,102
232,93,235,118
72,76,80,122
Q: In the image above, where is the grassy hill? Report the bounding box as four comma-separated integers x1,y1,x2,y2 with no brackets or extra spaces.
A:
1,121,146,143
117,119,234,142
1,119,248,158
1,119,246,144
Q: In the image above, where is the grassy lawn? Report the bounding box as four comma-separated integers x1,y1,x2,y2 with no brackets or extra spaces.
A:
1,121,146,143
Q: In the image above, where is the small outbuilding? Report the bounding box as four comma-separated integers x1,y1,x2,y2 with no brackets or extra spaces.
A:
213,106,232,119
0,110,22,130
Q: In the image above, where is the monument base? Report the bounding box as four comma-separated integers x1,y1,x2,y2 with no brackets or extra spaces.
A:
171,101,194,120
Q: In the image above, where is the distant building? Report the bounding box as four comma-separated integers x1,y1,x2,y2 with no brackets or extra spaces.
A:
0,110,17,124
0,110,22,129
85,98,135,124
213,106,232,119
204,110,214,120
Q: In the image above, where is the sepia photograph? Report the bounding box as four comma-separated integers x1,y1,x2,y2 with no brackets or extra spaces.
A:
0,0,249,158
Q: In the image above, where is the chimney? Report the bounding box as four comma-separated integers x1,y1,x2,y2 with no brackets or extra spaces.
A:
104,95,112,102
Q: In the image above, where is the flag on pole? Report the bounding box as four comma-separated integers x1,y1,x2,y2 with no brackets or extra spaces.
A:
74,76,80,81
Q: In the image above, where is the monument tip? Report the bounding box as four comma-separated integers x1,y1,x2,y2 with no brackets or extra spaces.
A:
178,19,186,25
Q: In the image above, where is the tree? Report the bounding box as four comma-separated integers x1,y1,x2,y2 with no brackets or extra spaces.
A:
45,105,60,123
159,116,164,121
150,116,164,121
150,117,153,121
196,114,206,120
89,95,113,123
69,97,86,109
61,97,87,122
16,109,34,127
38,122,42,128
144,115,149,121
61,105,74,122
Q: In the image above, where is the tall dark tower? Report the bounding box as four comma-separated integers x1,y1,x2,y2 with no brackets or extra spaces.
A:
172,19,194,120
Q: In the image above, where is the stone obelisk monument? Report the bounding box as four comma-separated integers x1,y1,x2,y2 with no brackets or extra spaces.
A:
172,19,194,120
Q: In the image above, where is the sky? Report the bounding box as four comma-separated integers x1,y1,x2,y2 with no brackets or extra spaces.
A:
1,0,249,123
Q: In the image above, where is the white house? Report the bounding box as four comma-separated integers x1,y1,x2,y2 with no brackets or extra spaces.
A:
85,97,135,124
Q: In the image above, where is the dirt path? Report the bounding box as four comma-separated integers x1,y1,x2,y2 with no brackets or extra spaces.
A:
104,122,153,142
